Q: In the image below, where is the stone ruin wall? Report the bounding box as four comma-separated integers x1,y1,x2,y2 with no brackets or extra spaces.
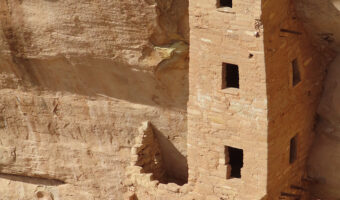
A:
0,0,339,199
188,0,268,199
263,0,334,199
295,0,340,198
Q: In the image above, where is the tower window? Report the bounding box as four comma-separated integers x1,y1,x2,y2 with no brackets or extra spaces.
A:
292,59,301,86
222,63,239,89
225,146,243,178
218,0,233,8
290,135,297,164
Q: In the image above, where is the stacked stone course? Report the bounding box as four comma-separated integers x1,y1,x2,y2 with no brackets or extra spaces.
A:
185,0,333,199
0,0,336,199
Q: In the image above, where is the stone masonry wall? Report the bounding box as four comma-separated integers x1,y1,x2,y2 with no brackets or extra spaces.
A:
307,53,340,199
0,0,338,199
262,0,334,199
188,0,268,199
295,0,340,198
133,122,165,182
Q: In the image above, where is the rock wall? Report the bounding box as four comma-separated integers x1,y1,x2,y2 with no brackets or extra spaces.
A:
0,0,189,199
307,53,340,199
296,0,340,199
0,0,340,199
263,0,334,199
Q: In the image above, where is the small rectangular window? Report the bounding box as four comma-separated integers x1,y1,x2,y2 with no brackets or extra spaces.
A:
218,0,233,8
222,63,239,89
292,59,301,86
290,136,297,164
225,146,243,179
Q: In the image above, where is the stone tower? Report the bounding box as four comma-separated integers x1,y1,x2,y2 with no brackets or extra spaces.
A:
188,0,332,199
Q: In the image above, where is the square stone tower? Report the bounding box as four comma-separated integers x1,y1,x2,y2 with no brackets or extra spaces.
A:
188,0,332,199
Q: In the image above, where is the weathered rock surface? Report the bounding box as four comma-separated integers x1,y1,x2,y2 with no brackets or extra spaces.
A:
0,0,340,199
296,0,340,198
0,0,189,199
306,54,340,199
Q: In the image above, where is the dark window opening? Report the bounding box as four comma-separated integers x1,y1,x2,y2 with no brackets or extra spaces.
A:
290,135,297,164
225,146,243,178
222,63,239,89
292,59,301,86
218,0,232,8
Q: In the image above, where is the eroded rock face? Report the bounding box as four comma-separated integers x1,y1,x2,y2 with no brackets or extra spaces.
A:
0,0,188,199
296,0,340,49
1,0,340,199
296,0,340,199
307,54,340,199
0,146,16,166
0,0,189,66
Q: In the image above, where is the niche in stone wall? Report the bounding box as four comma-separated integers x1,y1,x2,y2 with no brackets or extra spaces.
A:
217,0,233,8
225,146,243,179
292,59,301,86
130,122,188,186
289,135,297,164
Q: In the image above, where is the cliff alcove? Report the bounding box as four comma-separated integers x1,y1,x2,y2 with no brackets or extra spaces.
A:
0,0,339,199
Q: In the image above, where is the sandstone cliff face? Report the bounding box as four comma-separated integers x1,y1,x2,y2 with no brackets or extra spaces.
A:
1,0,340,199
307,54,340,199
0,0,189,199
296,0,340,198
